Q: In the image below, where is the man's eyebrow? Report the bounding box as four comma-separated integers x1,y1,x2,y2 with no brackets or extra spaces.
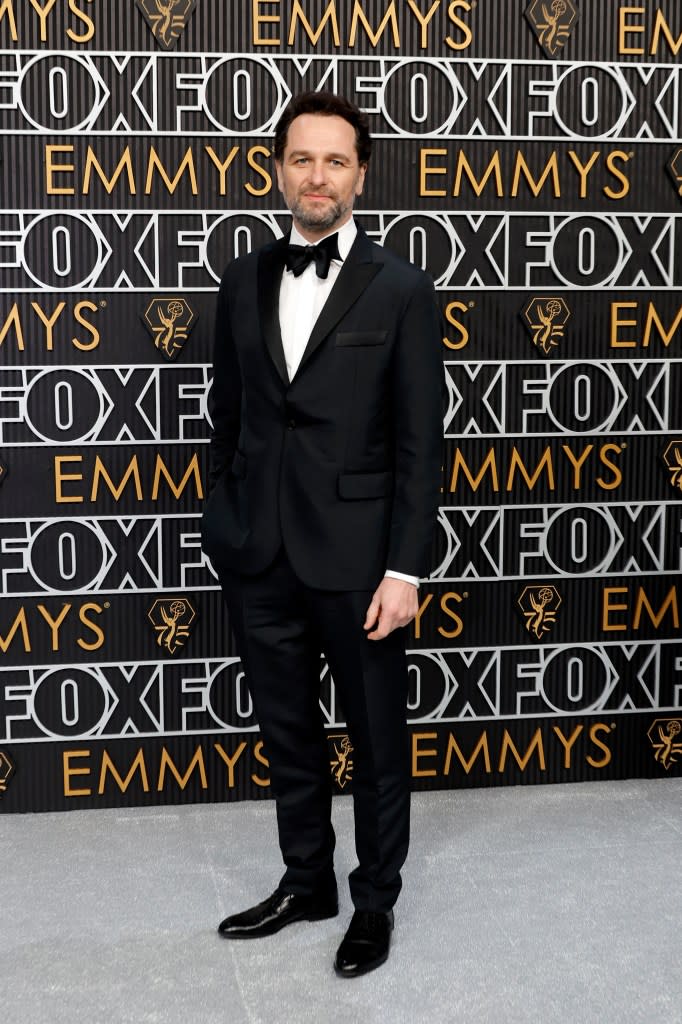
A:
287,150,352,160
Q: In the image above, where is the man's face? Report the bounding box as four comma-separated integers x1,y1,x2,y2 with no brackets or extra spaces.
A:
275,113,367,240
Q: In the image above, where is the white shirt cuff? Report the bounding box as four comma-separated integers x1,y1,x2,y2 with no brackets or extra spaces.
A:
385,570,420,588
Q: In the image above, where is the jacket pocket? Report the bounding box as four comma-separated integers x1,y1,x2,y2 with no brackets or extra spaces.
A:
335,330,388,347
230,450,247,479
338,470,392,500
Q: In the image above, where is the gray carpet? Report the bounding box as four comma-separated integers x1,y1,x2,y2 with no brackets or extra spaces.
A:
2,779,681,1024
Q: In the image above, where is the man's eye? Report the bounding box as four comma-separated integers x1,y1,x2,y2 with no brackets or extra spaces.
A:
330,160,342,167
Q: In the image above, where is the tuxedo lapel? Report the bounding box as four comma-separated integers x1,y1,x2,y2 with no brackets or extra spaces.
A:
257,235,289,385
295,227,382,376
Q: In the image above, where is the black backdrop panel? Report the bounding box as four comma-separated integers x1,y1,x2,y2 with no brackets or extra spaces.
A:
1,1,681,812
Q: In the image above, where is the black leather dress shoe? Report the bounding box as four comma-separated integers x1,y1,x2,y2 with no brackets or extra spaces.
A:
218,887,338,939
334,909,395,977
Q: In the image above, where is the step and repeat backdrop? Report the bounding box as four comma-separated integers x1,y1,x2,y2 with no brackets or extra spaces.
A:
0,0,681,811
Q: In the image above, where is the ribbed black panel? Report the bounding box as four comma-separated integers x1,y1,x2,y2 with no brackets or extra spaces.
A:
4,138,682,215
1,1,681,814
0,2,679,58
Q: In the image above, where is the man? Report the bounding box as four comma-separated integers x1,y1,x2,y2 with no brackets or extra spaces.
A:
201,92,443,977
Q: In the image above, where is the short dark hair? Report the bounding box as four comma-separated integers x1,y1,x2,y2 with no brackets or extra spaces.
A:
273,92,372,166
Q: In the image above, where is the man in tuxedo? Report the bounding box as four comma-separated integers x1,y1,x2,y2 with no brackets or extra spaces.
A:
201,92,442,977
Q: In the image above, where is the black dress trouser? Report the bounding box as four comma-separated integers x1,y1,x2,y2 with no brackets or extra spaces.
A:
218,548,411,913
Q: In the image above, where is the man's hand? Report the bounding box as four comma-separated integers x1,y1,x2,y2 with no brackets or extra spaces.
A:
363,577,419,641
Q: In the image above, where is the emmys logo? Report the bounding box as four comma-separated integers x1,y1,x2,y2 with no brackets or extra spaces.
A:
329,735,354,790
525,0,579,57
0,751,15,795
661,441,682,493
522,296,571,355
142,298,196,361
517,585,562,639
148,597,196,655
666,149,682,198
648,719,682,771
135,0,196,50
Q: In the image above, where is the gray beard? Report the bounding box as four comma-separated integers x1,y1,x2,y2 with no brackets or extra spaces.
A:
289,195,348,232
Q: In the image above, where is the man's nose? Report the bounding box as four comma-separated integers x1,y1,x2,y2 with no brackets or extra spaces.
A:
308,160,327,185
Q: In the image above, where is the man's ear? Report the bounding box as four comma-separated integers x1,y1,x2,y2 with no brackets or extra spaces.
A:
355,163,367,197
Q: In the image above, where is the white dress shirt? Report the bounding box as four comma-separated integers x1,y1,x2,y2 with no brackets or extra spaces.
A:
278,216,419,589
279,217,356,380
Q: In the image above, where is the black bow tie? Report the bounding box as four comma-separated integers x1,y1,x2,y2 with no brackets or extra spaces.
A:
285,233,341,280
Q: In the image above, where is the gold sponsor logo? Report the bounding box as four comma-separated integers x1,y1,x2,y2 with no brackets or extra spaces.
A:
0,750,15,794
522,296,571,355
525,0,579,57
135,0,196,50
0,456,7,486
517,585,562,639
142,298,196,361
667,148,682,198
148,597,196,655
329,734,354,790
648,719,682,771
661,440,682,493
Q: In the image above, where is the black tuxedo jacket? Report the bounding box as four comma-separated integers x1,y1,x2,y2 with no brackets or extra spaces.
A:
201,225,443,590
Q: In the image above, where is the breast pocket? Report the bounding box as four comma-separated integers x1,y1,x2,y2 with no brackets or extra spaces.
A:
335,330,388,347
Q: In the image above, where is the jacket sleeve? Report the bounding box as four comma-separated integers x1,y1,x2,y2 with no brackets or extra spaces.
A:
207,267,242,492
386,272,444,578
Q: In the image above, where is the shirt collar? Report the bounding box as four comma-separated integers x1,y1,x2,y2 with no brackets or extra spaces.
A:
289,216,357,261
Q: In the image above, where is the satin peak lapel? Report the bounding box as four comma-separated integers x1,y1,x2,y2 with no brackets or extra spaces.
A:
296,230,382,376
257,237,288,385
